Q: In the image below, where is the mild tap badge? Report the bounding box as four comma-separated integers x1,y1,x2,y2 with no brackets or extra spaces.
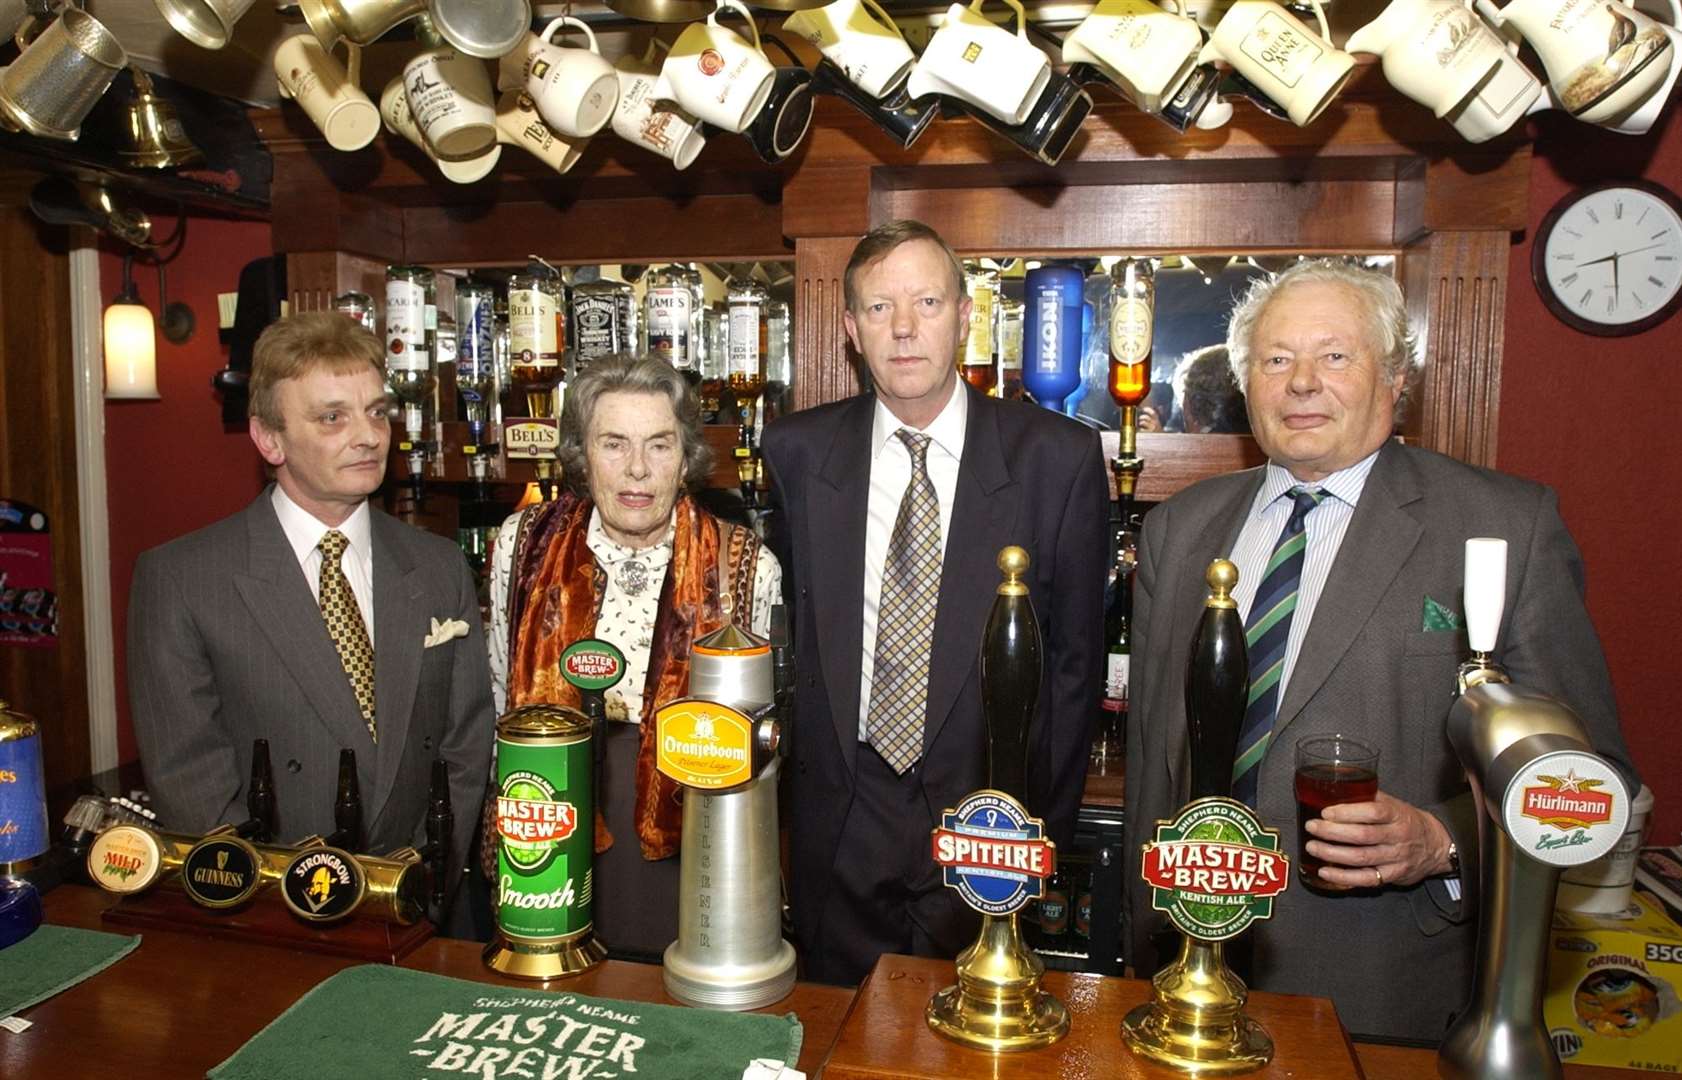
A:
931,790,1055,916
1140,797,1289,941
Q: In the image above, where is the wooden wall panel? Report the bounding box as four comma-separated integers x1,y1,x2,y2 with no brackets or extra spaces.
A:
1402,230,1509,468
286,252,390,314
0,207,90,792
793,236,860,412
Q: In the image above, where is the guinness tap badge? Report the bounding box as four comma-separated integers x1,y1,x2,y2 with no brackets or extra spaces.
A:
282,846,369,922
181,834,263,909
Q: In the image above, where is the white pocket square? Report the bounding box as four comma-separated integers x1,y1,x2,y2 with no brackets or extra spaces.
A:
424,617,470,648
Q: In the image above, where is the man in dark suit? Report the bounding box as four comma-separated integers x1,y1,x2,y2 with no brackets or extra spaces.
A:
1124,260,1638,1041
129,312,493,913
763,220,1109,985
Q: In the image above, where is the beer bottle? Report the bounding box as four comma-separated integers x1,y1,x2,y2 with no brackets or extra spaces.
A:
1098,563,1131,769
508,260,564,418
998,296,1025,400
959,261,999,395
726,277,769,426
1040,867,1071,945
1074,864,1093,942
1107,258,1155,413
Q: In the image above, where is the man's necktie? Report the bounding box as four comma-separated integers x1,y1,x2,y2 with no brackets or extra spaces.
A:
866,430,941,774
319,530,376,742
1231,486,1325,805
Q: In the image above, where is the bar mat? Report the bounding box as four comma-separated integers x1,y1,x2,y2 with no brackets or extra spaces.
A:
0,924,141,1018
209,964,804,1080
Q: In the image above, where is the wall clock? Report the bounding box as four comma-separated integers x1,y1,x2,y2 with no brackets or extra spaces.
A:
1532,180,1682,337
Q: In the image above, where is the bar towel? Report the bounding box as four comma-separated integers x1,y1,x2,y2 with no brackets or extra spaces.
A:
0,924,140,1018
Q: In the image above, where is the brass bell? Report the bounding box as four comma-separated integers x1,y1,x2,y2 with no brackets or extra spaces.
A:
120,68,204,170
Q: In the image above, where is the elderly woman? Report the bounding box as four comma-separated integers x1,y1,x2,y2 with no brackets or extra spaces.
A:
485,354,781,958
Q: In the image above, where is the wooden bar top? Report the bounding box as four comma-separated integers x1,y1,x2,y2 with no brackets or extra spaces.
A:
820,953,1362,1079
3,885,850,1080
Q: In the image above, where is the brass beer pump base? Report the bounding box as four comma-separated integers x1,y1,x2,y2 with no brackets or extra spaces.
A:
482,930,606,980
926,913,1070,1052
1121,939,1273,1075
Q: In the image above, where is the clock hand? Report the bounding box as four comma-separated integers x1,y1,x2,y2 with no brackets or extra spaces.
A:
1576,252,1620,268
1610,241,1672,259
1578,242,1672,269
1613,249,1620,298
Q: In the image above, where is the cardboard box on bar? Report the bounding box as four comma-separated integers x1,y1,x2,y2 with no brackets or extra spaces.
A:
1545,891,1682,1072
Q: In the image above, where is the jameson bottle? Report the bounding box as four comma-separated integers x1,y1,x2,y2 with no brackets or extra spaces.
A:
1107,258,1155,415
998,296,1025,400
508,262,564,418
384,265,436,440
643,264,699,379
959,261,999,395
726,277,769,426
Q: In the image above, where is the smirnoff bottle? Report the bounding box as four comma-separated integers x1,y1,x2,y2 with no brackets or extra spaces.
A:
455,278,497,449
508,261,564,418
384,265,436,440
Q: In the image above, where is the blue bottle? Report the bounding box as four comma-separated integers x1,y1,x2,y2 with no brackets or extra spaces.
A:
1021,264,1086,413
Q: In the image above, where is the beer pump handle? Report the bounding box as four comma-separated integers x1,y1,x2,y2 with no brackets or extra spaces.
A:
770,603,793,756
1185,560,1247,801
424,757,453,915
980,546,1041,803
1464,538,1508,655
329,748,363,851
246,739,276,843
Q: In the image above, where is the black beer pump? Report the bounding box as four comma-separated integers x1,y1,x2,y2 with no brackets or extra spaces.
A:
421,758,453,918
326,748,362,852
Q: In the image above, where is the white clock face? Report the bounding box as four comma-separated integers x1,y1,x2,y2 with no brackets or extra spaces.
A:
1541,187,1682,327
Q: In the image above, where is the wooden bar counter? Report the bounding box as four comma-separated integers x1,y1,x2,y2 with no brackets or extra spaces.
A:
2,886,851,1079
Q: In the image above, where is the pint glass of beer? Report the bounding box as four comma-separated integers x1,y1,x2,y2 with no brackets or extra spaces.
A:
1294,734,1379,890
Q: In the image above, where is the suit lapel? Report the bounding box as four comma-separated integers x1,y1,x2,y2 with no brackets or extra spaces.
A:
923,390,1019,756
368,510,426,835
807,395,874,778
1165,469,1263,795
233,492,376,758
1271,442,1423,744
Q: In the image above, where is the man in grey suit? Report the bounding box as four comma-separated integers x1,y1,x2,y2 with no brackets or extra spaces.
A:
129,312,494,911
1124,260,1638,1042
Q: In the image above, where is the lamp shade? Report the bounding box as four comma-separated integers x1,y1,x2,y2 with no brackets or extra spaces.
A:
104,300,158,399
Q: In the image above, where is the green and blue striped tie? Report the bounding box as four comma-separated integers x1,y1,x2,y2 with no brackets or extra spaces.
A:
1231,486,1325,805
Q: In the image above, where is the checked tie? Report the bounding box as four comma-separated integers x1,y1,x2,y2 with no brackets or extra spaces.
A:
1231,486,1325,805
866,430,942,774
319,530,376,742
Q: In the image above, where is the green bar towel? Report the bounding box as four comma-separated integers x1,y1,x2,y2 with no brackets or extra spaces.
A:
0,924,141,1017
210,964,804,1080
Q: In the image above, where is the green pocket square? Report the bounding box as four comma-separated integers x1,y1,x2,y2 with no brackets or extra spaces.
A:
1423,595,1463,632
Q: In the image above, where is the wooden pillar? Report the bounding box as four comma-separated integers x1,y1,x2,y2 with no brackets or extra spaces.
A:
1402,230,1511,468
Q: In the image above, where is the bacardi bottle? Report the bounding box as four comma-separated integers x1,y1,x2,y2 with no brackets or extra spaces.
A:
384,265,436,441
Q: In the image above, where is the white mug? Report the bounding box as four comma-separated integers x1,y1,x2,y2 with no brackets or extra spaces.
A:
781,0,917,99
1599,16,1682,132
1494,0,1677,122
381,74,501,184
1344,0,1506,118
1195,0,1354,126
906,0,1053,126
496,90,585,174
502,16,619,139
403,44,496,161
274,33,380,150
1063,0,1204,115
613,52,708,169
653,0,778,133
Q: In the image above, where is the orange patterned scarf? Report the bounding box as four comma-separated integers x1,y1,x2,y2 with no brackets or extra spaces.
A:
506,493,757,860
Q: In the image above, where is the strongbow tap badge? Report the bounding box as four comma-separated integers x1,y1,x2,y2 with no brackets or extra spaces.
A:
1141,797,1289,941
931,790,1056,915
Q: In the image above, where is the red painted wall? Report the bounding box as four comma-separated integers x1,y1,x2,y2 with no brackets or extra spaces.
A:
1500,108,1682,845
101,218,272,762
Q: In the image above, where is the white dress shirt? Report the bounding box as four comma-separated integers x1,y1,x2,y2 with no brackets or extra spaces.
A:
857,381,968,740
271,486,374,644
1226,449,1381,708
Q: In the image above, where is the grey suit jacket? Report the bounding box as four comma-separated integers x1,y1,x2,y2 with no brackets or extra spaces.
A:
1123,441,1638,1043
128,490,494,883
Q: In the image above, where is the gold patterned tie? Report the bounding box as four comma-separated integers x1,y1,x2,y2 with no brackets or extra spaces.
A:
866,430,941,774
318,530,376,742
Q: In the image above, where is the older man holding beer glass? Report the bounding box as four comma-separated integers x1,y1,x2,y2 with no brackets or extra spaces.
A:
484,354,781,958
1125,259,1637,1042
